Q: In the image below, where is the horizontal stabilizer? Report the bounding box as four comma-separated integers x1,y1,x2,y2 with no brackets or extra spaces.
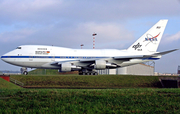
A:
153,49,178,56
114,49,178,60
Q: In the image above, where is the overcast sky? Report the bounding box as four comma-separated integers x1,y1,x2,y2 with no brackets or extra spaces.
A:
0,0,180,73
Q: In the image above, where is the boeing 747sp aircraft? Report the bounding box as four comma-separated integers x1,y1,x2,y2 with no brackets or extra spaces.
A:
1,20,178,75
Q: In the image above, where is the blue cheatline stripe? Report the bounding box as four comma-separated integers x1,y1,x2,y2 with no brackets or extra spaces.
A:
1,56,107,59
142,58,160,60
1,56,160,60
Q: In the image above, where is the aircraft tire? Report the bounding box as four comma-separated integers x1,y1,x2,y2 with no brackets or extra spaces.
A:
23,71,28,75
83,72,86,75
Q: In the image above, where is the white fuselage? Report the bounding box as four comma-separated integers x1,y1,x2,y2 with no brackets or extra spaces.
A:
1,45,158,69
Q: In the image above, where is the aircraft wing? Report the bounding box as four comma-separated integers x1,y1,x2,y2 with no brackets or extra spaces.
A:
51,59,97,66
51,49,178,67
51,55,150,67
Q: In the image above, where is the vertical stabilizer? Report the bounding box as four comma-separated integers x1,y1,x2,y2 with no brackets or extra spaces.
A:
127,20,168,52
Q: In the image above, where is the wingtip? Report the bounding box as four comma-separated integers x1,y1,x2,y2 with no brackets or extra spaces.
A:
172,49,179,51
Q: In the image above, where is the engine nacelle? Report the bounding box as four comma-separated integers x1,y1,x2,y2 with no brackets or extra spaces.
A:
94,60,106,70
61,63,71,72
59,63,81,72
94,60,118,70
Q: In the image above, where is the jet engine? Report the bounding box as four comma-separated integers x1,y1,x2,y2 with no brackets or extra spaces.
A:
94,60,106,70
59,63,81,72
94,60,117,70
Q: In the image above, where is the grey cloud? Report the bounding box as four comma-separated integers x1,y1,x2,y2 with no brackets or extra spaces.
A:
165,31,180,42
0,0,180,25
0,28,36,42
22,22,134,48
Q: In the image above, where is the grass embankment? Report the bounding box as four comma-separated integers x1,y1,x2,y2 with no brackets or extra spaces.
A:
1,75,180,113
0,78,22,89
1,89,180,113
28,69,78,75
10,75,161,88
29,69,59,75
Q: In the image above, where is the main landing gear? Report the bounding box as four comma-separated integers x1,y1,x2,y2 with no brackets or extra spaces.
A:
79,70,98,75
21,67,28,75
23,71,28,75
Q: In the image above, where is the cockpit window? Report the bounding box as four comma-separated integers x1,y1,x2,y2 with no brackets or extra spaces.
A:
16,47,22,49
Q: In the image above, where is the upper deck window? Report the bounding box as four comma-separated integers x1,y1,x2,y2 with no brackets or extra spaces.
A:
38,48,47,50
16,47,22,49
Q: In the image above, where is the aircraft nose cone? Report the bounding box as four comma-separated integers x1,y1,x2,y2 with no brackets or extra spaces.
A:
1,53,9,63
1,55,6,62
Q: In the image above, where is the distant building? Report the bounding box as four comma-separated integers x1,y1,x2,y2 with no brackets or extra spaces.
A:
177,66,180,74
97,62,154,75
0,70,21,75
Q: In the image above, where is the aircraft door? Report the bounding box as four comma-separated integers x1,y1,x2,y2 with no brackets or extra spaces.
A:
29,53,33,61
51,54,55,61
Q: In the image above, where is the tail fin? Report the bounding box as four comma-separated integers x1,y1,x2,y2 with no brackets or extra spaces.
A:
127,20,168,52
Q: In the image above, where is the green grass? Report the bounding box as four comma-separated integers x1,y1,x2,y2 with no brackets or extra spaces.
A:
1,75,180,113
1,88,180,113
28,69,78,75
10,75,161,88
0,78,22,89
29,69,59,75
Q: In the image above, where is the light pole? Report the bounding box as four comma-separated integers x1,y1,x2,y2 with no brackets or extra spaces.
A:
81,44,84,49
92,33,97,49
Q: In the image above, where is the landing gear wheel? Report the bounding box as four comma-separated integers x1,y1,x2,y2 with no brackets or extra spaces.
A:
83,72,86,75
79,70,98,75
78,71,82,75
23,71,28,75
